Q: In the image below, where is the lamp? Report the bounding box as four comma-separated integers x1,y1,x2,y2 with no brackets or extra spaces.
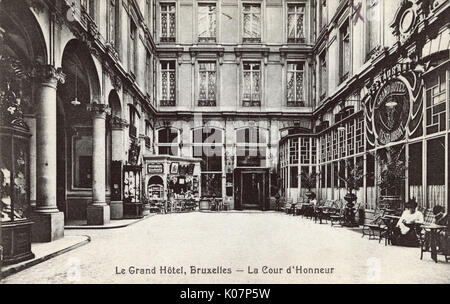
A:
70,66,81,106
385,99,398,108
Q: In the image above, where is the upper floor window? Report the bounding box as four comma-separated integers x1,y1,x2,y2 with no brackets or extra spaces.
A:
319,52,327,100
129,106,138,138
157,128,180,156
242,4,261,43
242,62,261,107
160,61,176,106
129,20,137,75
146,51,152,95
320,0,327,31
287,4,306,43
108,0,118,47
198,62,217,106
81,0,96,20
287,62,305,107
145,120,152,148
236,127,267,167
160,3,176,42
198,3,217,43
146,0,153,31
366,0,380,58
340,21,350,82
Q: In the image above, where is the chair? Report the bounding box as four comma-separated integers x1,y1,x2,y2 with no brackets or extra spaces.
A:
362,208,387,240
330,200,346,227
419,209,439,260
282,198,293,214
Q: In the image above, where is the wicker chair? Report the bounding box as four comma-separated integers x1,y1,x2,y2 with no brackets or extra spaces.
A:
362,208,387,240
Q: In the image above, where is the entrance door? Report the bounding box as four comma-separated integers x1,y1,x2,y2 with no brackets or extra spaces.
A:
234,168,270,210
242,173,264,209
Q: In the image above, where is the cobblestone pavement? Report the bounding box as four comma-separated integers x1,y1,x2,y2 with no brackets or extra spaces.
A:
2,212,450,284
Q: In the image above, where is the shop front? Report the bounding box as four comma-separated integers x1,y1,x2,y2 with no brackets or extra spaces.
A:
143,155,201,204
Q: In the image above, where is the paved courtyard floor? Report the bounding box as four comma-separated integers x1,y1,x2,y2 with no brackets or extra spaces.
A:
2,212,450,284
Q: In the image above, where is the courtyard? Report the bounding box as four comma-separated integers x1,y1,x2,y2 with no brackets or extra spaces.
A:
1,212,449,284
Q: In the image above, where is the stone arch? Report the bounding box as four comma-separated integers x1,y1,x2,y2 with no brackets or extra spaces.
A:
108,90,122,117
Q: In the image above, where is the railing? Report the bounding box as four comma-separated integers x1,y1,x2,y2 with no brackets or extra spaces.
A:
287,37,306,43
160,36,176,43
145,136,151,148
198,100,216,106
243,37,261,43
287,100,305,107
242,100,261,107
198,37,216,43
160,99,176,106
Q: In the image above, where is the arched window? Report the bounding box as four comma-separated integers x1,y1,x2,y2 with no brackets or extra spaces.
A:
192,127,223,197
236,127,267,167
156,127,180,156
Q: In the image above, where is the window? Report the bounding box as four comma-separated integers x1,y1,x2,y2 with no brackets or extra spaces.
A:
242,62,261,107
160,61,176,106
145,120,152,148
287,62,305,107
198,3,216,43
108,0,118,47
192,128,223,198
319,52,327,100
146,52,152,95
242,4,261,43
198,62,217,106
287,4,305,43
340,21,350,82
160,3,176,42
129,20,137,75
129,106,138,138
236,127,267,167
320,0,327,31
146,0,152,30
157,128,179,156
81,0,96,20
366,0,380,58
425,71,447,134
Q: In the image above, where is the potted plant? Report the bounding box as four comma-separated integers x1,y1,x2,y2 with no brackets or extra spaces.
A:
338,160,364,227
300,171,319,200
377,145,406,211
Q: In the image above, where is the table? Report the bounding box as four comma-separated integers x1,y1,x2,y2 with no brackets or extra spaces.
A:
291,203,298,216
420,224,447,263
381,215,400,245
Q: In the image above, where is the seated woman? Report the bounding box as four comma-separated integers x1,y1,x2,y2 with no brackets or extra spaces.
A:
392,200,424,247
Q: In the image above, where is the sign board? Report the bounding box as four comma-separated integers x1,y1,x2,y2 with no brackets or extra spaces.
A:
147,163,164,174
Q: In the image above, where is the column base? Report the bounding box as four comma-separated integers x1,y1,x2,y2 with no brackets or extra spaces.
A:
30,211,65,243
110,201,123,220
87,204,110,225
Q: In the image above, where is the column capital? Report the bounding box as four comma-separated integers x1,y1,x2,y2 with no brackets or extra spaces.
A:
87,103,111,119
32,64,66,87
110,115,129,130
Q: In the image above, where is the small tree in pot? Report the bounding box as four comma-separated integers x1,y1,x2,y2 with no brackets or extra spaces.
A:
377,145,406,210
300,171,319,200
338,160,364,227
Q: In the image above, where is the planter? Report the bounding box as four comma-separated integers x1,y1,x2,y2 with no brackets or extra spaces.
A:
1,220,35,265
343,192,358,227
199,199,210,211
305,191,315,200
142,204,151,216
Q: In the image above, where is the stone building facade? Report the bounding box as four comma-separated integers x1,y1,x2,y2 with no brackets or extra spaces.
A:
0,0,448,242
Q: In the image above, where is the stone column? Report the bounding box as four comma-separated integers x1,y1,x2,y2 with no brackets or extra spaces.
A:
110,116,128,219
87,103,111,225
30,65,66,242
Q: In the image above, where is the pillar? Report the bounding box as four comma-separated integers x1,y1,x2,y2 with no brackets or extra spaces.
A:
110,116,128,219
87,103,111,225
30,65,65,242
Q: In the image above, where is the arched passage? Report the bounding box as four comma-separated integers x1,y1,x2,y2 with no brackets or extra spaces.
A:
57,39,102,220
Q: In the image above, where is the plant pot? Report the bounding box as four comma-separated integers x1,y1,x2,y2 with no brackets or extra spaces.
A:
305,191,315,200
343,192,358,227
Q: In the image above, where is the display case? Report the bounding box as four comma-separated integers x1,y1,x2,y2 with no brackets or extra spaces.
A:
123,164,143,218
0,63,35,264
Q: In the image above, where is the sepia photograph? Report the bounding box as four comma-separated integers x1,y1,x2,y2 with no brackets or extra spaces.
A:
0,0,449,289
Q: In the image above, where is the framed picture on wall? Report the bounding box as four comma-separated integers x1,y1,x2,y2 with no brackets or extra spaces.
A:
170,162,179,174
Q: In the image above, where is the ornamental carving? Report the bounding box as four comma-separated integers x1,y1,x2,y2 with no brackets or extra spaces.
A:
391,0,431,46
31,64,66,86
364,66,423,146
87,103,111,117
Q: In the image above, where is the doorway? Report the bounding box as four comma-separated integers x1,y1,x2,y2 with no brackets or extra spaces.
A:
234,168,270,210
